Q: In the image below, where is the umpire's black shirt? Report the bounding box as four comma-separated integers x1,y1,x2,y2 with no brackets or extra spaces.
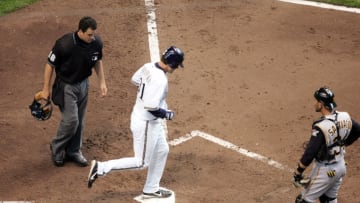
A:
47,32,103,84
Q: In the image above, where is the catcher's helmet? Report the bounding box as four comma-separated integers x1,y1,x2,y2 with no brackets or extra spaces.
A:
29,91,53,121
314,86,337,110
161,46,184,69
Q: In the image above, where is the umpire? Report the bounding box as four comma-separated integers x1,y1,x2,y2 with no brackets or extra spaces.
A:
40,16,108,167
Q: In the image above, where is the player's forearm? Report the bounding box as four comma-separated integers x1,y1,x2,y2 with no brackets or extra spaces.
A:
295,162,307,174
149,108,167,118
148,108,174,120
94,60,106,85
42,63,54,97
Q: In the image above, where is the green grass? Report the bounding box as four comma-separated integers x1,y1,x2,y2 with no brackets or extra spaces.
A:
1,0,360,17
311,0,360,8
0,0,38,16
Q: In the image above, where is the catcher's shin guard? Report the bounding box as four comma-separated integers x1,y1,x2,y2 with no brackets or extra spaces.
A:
295,194,311,203
319,194,337,203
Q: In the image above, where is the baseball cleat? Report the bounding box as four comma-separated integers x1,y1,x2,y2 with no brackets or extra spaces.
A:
143,189,172,198
87,160,98,188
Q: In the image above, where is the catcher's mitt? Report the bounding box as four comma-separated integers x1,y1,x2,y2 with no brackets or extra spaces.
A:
29,91,52,121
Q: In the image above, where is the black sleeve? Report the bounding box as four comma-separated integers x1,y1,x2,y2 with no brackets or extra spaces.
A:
95,35,103,60
47,40,62,68
149,108,167,119
345,119,360,146
48,34,72,69
300,126,325,166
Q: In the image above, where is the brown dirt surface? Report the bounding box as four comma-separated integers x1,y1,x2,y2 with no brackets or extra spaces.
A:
1,0,360,202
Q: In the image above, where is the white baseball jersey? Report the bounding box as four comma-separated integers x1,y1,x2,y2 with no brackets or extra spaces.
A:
131,62,168,120
95,62,171,194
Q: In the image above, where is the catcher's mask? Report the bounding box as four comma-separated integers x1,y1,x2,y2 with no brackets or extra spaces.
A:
314,86,337,110
29,91,53,121
161,46,184,69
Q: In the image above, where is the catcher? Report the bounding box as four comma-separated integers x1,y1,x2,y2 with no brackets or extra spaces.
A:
293,86,360,203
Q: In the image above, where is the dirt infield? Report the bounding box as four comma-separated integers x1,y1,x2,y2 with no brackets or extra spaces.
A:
1,0,360,202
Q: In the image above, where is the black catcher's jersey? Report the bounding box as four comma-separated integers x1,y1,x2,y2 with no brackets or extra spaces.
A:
47,32,103,84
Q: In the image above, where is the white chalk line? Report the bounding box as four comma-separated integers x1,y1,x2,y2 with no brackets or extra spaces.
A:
169,130,292,172
278,0,360,14
144,0,160,62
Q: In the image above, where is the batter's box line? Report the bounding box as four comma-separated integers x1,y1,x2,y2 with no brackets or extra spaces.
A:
169,130,292,172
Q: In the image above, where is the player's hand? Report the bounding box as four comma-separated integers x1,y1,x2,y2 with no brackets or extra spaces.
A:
100,83,108,97
292,173,304,187
292,172,310,188
40,90,50,100
165,110,174,120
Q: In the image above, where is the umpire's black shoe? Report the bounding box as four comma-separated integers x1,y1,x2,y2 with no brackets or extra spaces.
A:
68,153,89,167
52,154,65,167
50,144,65,167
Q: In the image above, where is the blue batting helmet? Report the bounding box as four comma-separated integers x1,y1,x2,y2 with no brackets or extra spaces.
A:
161,46,184,69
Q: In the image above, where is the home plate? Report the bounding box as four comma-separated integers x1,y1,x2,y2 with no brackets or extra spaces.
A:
134,188,175,203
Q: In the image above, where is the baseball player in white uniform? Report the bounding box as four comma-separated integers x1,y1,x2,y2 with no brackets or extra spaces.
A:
293,87,360,203
87,46,185,198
